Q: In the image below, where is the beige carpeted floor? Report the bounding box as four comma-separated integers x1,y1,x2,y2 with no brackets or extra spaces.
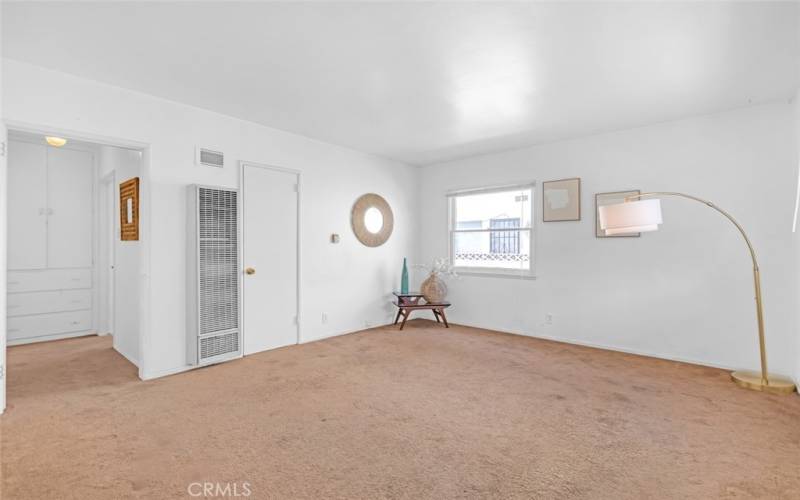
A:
2,320,800,499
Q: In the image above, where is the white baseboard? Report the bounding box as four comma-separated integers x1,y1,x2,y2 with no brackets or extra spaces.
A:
102,320,800,395
442,319,800,393
298,315,396,344
140,323,392,381
448,319,745,372
300,321,394,345
140,363,195,381
7,330,97,347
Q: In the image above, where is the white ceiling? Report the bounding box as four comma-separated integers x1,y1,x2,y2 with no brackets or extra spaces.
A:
3,2,799,166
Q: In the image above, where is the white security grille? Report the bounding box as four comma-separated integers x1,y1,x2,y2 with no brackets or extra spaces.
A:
455,252,530,263
199,187,239,336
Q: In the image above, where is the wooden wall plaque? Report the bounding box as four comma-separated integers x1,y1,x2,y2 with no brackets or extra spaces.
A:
120,177,140,241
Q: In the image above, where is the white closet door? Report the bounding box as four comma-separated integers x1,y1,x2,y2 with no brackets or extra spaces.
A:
242,165,299,355
47,148,94,268
8,141,47,270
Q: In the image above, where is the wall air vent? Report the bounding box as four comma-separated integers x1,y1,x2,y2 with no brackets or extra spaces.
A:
196,147,225,168
200,331,240,360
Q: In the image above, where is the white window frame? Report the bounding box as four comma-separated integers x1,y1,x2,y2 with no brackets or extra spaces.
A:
447,182,536,279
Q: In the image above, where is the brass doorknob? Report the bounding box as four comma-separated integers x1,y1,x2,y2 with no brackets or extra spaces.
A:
245,267,256,275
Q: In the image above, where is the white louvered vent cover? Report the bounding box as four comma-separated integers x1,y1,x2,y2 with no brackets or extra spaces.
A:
198,148,224,168
198,187,239,350
200,331,240,360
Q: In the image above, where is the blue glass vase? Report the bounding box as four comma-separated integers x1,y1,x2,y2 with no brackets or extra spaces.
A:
401,258,409,294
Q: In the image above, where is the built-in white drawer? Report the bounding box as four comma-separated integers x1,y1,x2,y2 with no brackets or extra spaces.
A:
7,268,92,293
7,289,92,317
7,310,93,342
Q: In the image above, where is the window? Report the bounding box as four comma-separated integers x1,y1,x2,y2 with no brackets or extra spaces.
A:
448,184,534,277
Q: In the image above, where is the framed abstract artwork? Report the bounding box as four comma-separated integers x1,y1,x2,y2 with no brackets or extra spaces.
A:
119,177,140,241
595,190,641,237
542,178,580,222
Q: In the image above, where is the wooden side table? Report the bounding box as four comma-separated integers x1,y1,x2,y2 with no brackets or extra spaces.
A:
392,292,451,331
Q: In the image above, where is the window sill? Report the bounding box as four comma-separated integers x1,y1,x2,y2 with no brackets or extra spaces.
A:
454,270,537,280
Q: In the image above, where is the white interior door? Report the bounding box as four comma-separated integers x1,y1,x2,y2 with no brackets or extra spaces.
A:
47,148,94,268
7,141,47,269
242,164,299,355
107,177,116,335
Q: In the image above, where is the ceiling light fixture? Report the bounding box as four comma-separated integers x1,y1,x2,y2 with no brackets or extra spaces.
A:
45,136,68,147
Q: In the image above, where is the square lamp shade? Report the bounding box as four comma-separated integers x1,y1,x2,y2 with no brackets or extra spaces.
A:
598,199,663,236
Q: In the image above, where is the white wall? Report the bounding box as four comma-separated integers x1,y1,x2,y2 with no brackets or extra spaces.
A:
4,56,795,385
419,101,798,378
3,59,419,379
99,145,142,366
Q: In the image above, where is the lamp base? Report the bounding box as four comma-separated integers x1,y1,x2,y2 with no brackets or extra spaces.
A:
731,371,796,395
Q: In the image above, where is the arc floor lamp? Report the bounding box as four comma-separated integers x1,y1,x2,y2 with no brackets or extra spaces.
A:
598,192,796,395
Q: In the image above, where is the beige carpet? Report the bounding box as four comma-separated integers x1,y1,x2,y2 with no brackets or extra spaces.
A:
2,320,800,499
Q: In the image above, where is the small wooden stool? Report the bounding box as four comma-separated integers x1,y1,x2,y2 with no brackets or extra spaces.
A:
392,292,451,331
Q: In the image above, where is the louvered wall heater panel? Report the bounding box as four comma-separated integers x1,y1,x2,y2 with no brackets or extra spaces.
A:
187,185,241,366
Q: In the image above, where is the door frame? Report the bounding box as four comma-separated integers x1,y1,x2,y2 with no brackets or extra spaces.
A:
98,170,117,337
3,119,152,387
239,160,302,350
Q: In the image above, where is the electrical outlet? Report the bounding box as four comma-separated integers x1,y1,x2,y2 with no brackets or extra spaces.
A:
321,313,328,324
545,313,553,325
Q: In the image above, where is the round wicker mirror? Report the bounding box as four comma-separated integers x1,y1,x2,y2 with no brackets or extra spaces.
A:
351,193,394,247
